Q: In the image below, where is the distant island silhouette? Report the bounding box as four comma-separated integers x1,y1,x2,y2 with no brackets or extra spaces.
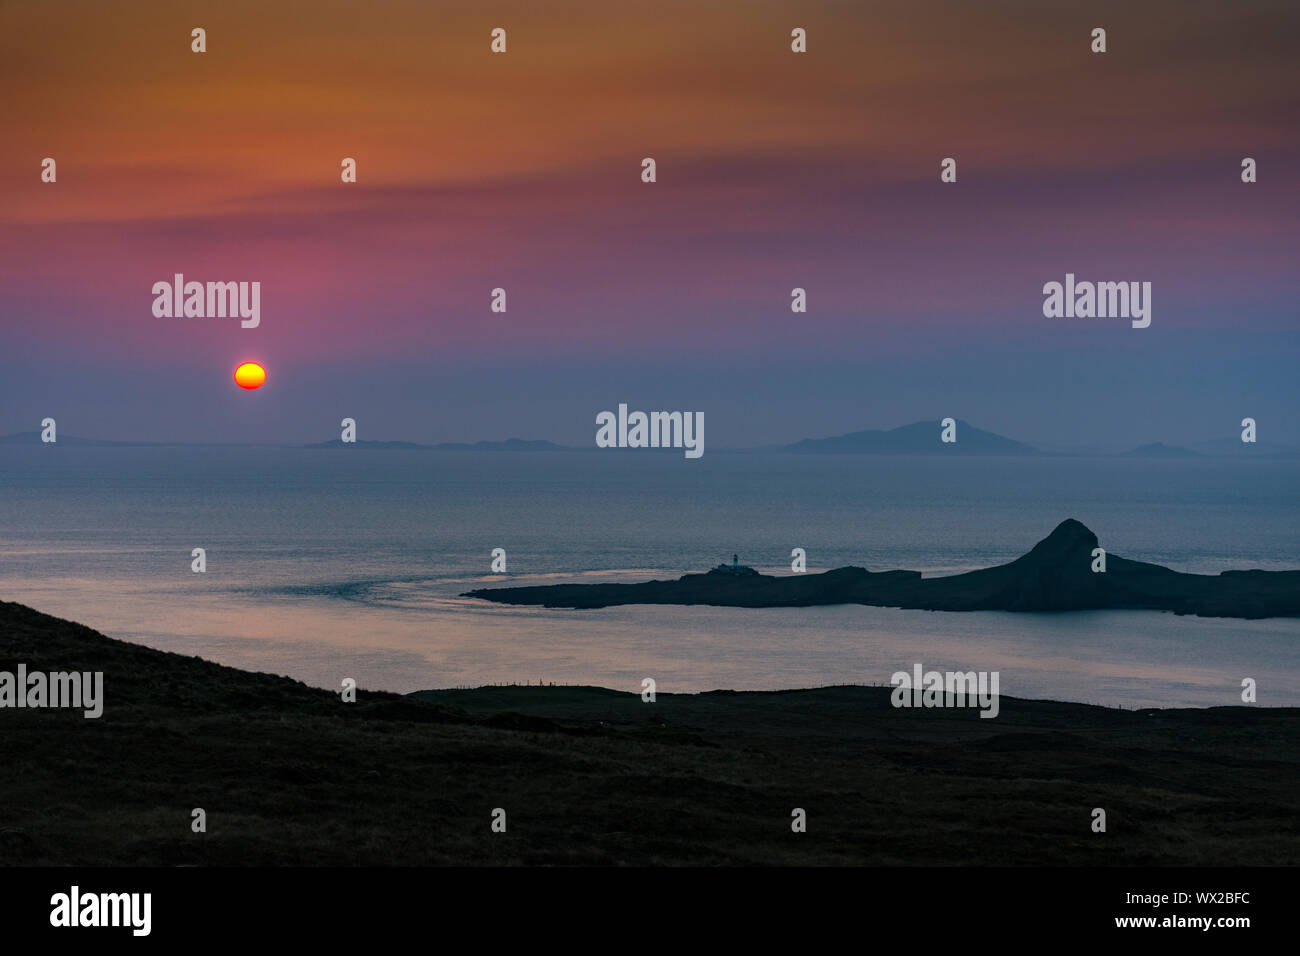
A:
4,421,1297,456
781,419,1037,455
302,438,566,451
464,519,1300,619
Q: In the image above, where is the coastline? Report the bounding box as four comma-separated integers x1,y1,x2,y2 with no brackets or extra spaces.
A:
464,519,1300,619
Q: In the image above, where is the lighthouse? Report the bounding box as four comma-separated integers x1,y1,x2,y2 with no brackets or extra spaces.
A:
709,554,757,577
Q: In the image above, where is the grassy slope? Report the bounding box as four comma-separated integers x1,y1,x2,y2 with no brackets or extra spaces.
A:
1,600,1297,866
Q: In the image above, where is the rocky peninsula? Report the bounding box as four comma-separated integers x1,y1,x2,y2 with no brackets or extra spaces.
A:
463,519,1300,619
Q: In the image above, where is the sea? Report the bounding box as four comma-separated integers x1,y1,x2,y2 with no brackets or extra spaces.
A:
1,446,1296,708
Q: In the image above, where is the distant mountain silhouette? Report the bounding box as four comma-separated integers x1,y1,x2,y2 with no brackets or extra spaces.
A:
301,437,567,451
303,439,426,449
0,432,165,446
428,438,567,452
784,420,1037,455
5,427,1296,457
1120,442,1201,458
465,518,1300,619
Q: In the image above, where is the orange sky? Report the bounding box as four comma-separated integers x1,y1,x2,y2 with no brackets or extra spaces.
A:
5,0,1296,225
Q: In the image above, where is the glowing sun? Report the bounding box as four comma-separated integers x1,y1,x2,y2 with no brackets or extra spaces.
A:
234,362,266,390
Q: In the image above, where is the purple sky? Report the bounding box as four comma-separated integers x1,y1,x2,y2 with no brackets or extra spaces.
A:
1,0,1296,446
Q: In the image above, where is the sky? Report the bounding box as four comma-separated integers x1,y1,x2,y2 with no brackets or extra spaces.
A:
1,0,1297,447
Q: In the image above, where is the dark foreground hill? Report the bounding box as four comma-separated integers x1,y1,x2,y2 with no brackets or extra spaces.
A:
464,519,1300,619
2,600,1298,865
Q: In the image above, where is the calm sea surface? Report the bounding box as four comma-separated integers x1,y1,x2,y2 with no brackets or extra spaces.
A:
1,447,1296,707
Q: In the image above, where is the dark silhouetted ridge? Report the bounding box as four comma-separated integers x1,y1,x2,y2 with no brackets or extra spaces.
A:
464,519,1299,619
